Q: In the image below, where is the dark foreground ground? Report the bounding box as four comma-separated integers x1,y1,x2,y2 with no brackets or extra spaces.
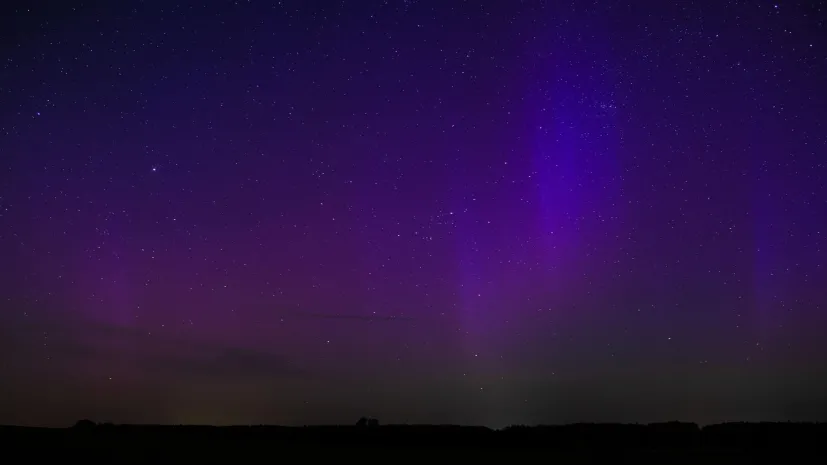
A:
2,422,825,464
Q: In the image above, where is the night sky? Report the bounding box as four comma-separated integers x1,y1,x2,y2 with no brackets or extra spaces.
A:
1,0,826,428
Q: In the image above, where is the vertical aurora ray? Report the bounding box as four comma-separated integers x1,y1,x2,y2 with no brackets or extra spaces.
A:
750,190,778,339
527,6,624,293
452,205,512,426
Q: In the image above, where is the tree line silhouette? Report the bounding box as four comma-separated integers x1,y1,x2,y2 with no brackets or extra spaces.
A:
1,419,823,463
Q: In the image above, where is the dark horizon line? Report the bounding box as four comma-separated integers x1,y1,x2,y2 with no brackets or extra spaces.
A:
5,420,826,430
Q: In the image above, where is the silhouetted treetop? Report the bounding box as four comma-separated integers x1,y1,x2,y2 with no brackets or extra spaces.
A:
72,419,96,429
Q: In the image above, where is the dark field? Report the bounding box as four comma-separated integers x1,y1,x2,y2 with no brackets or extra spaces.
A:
2,422,824,464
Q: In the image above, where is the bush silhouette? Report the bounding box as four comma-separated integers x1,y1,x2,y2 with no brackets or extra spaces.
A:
72,419,96,430
356,417,379,428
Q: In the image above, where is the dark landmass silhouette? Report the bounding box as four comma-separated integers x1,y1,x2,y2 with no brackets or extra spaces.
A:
1,420,825,463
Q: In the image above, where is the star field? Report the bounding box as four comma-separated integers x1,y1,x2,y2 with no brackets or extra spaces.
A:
1,0,826,428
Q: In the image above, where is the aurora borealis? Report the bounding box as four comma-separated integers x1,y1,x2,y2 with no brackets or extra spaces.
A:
1,0,826,427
